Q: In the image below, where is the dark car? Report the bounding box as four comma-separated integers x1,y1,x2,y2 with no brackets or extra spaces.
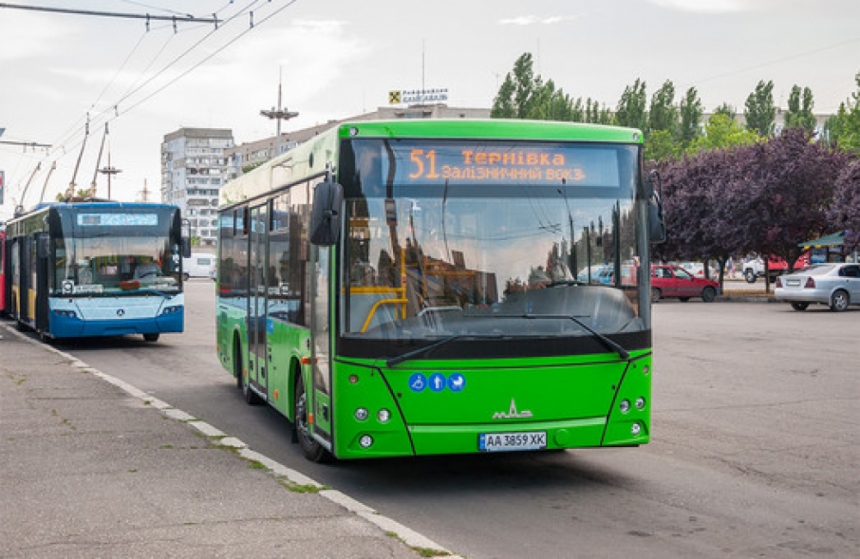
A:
651,264,720,303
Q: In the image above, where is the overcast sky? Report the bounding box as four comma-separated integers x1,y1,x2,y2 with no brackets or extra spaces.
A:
1,0,859,220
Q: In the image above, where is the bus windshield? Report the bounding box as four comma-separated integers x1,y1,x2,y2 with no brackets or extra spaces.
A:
50,208,182,296
340,139,645,342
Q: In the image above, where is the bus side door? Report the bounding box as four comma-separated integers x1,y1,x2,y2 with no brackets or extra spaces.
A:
247,205,269,399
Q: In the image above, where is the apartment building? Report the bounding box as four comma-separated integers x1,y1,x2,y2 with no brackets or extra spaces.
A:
161,128,234,247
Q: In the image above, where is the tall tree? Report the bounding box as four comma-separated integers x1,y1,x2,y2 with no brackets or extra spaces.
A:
490,73,516,118
744,80,777,137
615,79,648,132
648,80,677,135
784,85,817,132
824,72,860,154
678,87,704,147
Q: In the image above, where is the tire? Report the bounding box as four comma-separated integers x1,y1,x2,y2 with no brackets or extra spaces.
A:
744,269,757,283
829,290,850,312
701,286,716,303
294,373,332,463
650,287,661,303
143,333,160,342
790,302,809,311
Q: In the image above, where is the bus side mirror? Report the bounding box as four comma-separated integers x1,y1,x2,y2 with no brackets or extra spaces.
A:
310,179,344,246
647,170,667,244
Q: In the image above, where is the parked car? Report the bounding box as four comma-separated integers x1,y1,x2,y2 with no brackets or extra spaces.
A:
774,263,860,312
678,261,718,279
651,264,720,303
182,253,215,280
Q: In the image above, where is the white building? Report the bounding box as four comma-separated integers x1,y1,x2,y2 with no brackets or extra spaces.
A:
161,128,234,247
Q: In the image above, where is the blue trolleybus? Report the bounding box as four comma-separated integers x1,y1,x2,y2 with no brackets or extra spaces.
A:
4,201,189,342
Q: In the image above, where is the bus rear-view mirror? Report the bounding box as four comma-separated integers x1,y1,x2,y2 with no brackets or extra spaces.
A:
310,179,344,246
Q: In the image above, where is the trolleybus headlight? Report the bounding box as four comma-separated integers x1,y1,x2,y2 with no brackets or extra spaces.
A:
359,434,373,448
377,409,391,423
631,423,642,436
354,408,369,421
635,397,646,410
619,399,631,414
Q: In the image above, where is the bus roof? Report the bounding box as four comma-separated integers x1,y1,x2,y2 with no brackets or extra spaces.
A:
219,119,644,209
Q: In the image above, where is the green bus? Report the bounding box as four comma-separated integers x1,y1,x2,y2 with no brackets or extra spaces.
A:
216,119,665,462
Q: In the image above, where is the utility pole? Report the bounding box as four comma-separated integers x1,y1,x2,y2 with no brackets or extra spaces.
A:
99,158,121,199
260,69,298,158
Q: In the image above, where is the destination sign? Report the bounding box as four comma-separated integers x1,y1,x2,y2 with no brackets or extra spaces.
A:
77,213,158,227
388,142,621,187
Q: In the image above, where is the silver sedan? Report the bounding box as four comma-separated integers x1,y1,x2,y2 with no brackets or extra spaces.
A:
775,263,860,311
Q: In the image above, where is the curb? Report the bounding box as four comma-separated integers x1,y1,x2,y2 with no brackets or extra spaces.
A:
0,321,461,559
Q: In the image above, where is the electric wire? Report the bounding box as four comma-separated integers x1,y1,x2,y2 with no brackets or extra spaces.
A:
11,1,294,207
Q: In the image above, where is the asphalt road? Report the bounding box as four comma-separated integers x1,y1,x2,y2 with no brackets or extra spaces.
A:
53,280,859,559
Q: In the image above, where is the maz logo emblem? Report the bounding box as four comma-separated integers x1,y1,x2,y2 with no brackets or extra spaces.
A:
492,399,533,419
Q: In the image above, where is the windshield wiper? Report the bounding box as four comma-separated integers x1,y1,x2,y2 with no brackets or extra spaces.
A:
384,333,503,367
494,313,630,360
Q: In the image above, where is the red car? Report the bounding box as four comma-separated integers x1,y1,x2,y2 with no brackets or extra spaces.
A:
651,264,720,303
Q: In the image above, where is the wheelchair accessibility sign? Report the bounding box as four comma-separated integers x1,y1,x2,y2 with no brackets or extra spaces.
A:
408,372,466,393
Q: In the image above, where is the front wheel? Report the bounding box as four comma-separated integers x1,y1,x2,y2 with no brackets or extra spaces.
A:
830,290,850,312
701,286,716,303
294,373,332,463
790,302,809,311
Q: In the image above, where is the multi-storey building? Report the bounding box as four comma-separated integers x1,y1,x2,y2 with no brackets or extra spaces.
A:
161,128,234,247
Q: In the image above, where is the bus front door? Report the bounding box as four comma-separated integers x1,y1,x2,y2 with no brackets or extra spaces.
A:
248,205,268,399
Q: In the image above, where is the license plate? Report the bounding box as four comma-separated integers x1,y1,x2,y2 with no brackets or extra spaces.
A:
786,279,801,286
479,431,547,452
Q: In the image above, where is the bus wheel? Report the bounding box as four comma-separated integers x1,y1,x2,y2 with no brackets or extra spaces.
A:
294,374,332,463
143,333,160,342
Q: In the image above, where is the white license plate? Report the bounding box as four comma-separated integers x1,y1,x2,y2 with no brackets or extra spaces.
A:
479,431,547,452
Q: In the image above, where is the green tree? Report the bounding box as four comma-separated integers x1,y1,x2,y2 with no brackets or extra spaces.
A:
688,113,760,153
824,71,860,154
678,87,704,147
784,85,817,132
713,103,737,121
615,78,648,132
490,73,516,118
648,80,677,135
744,80,777,137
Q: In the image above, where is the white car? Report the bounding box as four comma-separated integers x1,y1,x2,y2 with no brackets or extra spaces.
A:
774,263,860,312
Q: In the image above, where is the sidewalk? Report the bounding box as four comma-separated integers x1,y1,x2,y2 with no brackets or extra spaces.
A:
0,322,454,559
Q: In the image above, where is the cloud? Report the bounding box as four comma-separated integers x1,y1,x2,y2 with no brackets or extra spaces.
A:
499,15,577,26
646,0,754,14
